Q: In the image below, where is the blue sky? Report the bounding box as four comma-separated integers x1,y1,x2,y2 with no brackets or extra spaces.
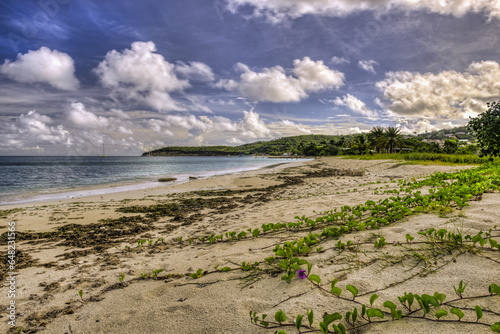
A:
1,0,499,155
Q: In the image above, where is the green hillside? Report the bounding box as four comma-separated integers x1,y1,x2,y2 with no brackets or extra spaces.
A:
143,127,477,157
143,134,349,156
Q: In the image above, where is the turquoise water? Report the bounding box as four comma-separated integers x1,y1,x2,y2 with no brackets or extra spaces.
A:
0,156,305,204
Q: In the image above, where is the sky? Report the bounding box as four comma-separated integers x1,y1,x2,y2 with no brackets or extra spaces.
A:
0,0,499,156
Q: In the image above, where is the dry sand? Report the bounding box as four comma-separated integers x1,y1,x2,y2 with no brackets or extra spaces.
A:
0,157,499,333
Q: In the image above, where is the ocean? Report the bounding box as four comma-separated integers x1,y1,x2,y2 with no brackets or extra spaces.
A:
0,155,306,205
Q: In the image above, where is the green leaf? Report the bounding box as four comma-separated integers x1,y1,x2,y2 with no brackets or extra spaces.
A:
366,308,384,320
370,294,379,306
345,311,351,324
275,310,287,323
346,285,358,299
475,306,483,321
390,308,402,320
276,331,288,334
491,322,500,333
352,307,358,323
489,283,500,296
319,322,329,334
450,307,464,320
434,292,446,303
307,262,313,275
435,310,448,320
78,290,83,298
421,294,440,308
307,309,314,326
330,279,342,296
295,314,303,330
333,324,346,334
260,321,269,327
308,274,321,284
323,313,342,326
407,293,414,308
383,301,397,310
361,304,366,318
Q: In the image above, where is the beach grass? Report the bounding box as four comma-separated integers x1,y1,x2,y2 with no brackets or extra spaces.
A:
343,153,490,165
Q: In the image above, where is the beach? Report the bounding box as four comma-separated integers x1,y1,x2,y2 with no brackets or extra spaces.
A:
1,157,499,333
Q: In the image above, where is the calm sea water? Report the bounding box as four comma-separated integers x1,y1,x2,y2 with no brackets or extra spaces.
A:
0,156,305,204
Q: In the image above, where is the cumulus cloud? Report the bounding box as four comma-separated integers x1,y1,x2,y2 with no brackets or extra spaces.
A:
333,94,378,119
175,61,215,82
239,110,272,137
0,47,79,91
376,60,500,121
93,41,190,111
358,60,378,74
218,57,344,102
0,110,72,151
225,0,500,22
67,102,109,128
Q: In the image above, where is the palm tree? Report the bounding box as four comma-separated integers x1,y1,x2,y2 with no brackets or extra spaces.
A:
368,127,385,153
352,134,368,154
380,127,406,153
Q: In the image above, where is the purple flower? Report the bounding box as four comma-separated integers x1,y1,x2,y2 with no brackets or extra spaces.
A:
297,269,308,280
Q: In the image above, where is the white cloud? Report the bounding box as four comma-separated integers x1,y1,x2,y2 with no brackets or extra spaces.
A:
358,60,378,74
219,57,344,102
239,110,272,137
110,109,131,119
376,60,500,121
0,47,79,91
333,94,378,119
144,110,270,142
226,0,500,22
278,120,312,134
175,61,215,82
331,56,349,65
349,127,363,133
228,137,244,144
3,110,72,148
118,126,133,135
93,41,190,111
396,118,455,134
67,102,109,128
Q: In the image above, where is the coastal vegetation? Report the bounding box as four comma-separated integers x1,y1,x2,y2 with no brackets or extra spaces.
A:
143,125,477,158
468,101,500,159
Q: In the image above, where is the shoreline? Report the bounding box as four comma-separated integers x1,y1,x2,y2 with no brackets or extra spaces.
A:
0,158,310,208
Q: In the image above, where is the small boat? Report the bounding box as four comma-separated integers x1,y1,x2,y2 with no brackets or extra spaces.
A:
98,143,108,157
